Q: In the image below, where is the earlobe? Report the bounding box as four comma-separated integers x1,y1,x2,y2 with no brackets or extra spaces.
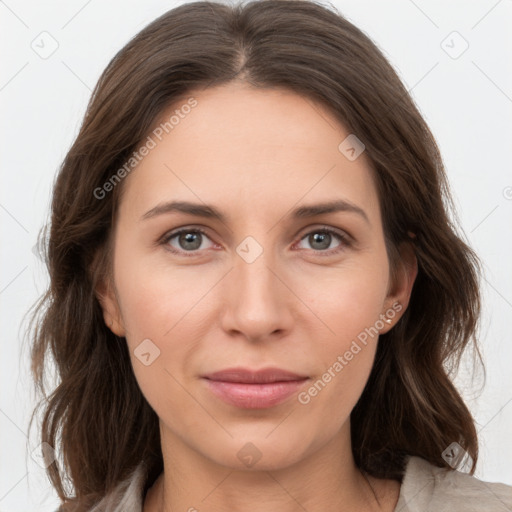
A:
95,278,126,338
381,242,418,333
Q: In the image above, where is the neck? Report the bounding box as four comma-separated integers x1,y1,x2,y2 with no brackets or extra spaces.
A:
143,421,400,512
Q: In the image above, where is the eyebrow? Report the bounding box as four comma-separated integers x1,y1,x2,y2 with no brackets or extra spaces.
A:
140,199,369,224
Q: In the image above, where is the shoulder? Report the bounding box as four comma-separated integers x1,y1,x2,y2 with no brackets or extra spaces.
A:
395,455,512,512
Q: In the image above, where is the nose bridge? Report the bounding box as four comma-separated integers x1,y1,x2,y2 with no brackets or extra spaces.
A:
220,233,292,339
236,243,276,299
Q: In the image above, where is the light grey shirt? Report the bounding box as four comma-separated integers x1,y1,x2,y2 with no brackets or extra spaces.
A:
84,455,512,511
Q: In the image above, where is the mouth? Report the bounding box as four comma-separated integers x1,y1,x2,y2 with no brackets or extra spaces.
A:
201,367,310,409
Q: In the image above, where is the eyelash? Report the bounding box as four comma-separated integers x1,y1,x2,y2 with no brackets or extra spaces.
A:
160,226,352,258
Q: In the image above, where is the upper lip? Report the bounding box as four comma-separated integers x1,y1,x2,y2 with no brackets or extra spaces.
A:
202,367,309,384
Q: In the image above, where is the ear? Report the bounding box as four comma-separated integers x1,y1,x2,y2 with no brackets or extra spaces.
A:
95,276,126,338
380,241,418,334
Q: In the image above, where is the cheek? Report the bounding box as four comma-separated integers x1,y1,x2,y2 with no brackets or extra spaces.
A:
298,254,389,345
113,241,210,342
112,244,220,407
294,256,389,408
115,262,201,417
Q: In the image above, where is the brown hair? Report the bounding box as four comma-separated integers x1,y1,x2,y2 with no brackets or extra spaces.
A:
28,0,482,509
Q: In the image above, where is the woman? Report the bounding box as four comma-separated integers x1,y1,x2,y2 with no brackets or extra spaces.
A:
28,0,512,510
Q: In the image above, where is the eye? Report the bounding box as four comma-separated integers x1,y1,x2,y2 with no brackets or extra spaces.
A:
162,228,216,256
294,227,351,255
160,225,351,257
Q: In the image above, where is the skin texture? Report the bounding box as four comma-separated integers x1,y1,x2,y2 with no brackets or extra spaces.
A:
98,81,417,512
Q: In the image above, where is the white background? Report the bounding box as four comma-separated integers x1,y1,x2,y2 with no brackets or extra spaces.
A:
1,0,511,510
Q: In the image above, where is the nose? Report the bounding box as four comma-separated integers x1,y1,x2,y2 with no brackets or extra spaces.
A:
220,243,294,343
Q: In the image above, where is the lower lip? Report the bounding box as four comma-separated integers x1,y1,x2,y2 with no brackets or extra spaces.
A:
203,378,309,409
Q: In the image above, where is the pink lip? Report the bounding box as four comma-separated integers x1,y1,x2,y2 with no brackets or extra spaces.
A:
201,367,309,409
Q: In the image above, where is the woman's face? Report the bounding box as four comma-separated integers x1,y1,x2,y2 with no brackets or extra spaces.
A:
100,81,415,471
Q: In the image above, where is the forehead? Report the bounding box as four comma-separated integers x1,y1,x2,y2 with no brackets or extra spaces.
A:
119,82,380,226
